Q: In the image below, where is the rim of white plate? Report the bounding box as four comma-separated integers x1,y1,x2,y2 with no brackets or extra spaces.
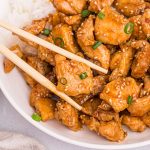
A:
0,79,150,149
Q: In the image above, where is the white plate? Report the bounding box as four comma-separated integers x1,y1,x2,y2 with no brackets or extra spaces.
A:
0,55,150,149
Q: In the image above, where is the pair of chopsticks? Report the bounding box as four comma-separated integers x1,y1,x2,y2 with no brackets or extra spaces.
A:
0,21,108,111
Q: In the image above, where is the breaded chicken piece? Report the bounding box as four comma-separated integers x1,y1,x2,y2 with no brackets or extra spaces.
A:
142,112,150,127
21,71,37,88
30,83,52,106
100,77,140,112
98,101,112,111
22,56,50,87
51,12,63,27
77,15,95,46
109,44,134,81
52,24,79,53
131,40,150,78
95,7,131,45
77,15,110,69
30,83,56,121
141,9,150,38
88,0,114,13
20,18,47,48
35,98,56,121
93,108,119,122
55,54,93,96
114,0,145,17
128,95,150,116
38,36,56,66
82,98,101,116
140,75,150,97
52,12,82,30
46,71,58,85
55,101,81,131
91,76,107,95
110,51,122,71
97,120,126,142
145,2,150,9
63,14,82,30
4,45,23,73
63,14,81,25
53,0,87,15
80,115,126,142
74,75,106,104
129,15,146,40
26,56,50,75
122,115,146,132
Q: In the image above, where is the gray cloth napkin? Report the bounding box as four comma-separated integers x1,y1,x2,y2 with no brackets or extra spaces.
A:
0,131,45,150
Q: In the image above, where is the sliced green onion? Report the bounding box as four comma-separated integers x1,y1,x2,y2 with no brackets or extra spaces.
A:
41,28,51,36
59,77,67,85
98,11,105,20
32,113,42,122
127,96,133,105
81,10,91,18
124,22,134,34
92,41,102,50
79,72,88,80
54,37,64,48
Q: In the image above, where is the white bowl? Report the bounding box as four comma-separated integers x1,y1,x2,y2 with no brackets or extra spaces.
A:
0,54,150,149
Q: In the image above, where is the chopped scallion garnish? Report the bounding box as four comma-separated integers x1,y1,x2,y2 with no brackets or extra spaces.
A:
81,10,91,18
79,72,88,80
60,77,67,85
98,11,105,20
41,28,51,36
92,41,102,50
127,96,133,105
124,22,134,34
54,37,64,48
32,113,42,122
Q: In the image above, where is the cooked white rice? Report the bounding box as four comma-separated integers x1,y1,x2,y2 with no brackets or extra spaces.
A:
0,0,55,46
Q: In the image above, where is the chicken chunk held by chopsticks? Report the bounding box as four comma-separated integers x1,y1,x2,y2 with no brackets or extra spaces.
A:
55,54,93,96
74,75,106,105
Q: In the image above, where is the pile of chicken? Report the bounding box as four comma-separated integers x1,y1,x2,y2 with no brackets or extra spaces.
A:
3,0,150,142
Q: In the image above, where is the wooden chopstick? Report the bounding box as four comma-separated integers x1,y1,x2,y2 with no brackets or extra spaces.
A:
0,20,108,74
0,44,82,111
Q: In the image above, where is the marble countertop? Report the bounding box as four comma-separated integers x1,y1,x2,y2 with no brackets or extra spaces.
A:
0,90,149,150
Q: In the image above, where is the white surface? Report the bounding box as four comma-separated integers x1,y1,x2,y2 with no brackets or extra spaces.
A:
0,90,149,150
0,131,45,150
